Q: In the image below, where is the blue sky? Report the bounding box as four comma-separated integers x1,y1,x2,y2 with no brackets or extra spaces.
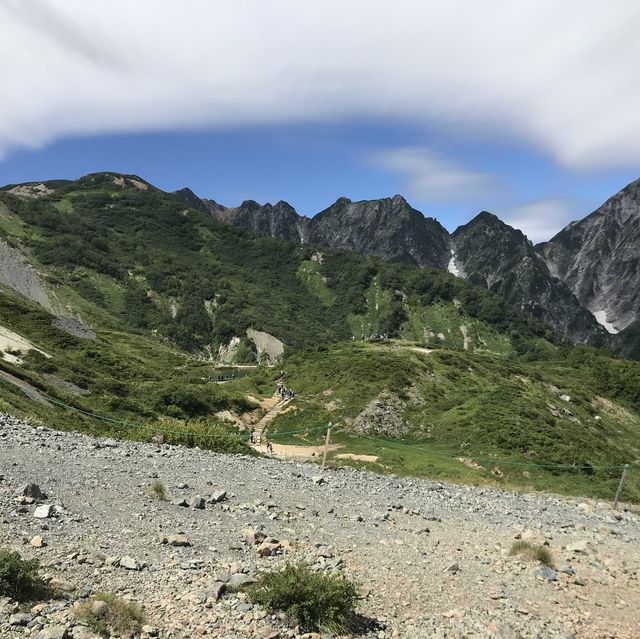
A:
1,1,639,241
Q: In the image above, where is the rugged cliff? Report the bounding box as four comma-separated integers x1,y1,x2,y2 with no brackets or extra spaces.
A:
453,212,606,343
539,178,640,335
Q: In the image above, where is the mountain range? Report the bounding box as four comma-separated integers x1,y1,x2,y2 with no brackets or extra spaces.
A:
177,178,640,354
0,172,639,502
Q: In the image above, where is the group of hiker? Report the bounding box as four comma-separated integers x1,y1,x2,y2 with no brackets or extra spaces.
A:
276,380,295,400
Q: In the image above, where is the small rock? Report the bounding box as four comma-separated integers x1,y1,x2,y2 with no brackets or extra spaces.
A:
91,599,109,617
9,612,33,626
566,540,590,553
227,573,254,591
120,555,139,570
488,620,522,639
536,566,557,582
312,476,325,485
141,625,158,636
49,577,75,592
445,562,461,573
190,495,205,509
20,483,46,500
171,498,189,507
166,534,191,547
207,581,226,601
31,535,46,547
35,627,68,639
209,490,227,503
33,504,53,519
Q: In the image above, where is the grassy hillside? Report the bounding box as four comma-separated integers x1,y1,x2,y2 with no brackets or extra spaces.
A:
263,341,640,500
0,284,252,453
0,173,556,358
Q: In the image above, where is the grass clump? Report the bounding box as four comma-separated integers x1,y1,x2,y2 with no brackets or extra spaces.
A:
248,562,359,634
0,549,51,602
76,592,146,638
510,540,554,567
148,480,168,501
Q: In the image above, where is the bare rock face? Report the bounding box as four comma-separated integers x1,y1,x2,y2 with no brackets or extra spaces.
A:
246,329,284,365
350,391,409,439
453,212,606,344
205,197,309,244
175,189,450,270
0,239,54,311
310,195,451,270
539,177,640,335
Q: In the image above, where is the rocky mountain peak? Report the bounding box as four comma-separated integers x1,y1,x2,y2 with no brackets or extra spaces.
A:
540,177,640,335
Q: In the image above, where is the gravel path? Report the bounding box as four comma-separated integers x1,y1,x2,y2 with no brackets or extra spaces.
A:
0,414,638,638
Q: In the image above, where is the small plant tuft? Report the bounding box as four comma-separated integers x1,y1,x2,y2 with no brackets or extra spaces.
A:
0,549,51,602
76,592,146,638
510,540,554,567
248,562,359,634
148,480,168,501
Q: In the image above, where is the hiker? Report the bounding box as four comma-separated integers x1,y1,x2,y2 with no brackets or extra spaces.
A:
249,432,255,444
266,441,273,453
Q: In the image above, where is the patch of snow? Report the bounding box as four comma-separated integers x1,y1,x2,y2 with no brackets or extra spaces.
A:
447,249,461,277
592,310,619,335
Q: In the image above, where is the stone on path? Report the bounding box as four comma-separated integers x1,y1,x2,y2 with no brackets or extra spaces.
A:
120,555,140,570
33,504,53,518
31,534,46,547
21,483,46,499
227,573,254,591
190,495,205,509
536,566,557,581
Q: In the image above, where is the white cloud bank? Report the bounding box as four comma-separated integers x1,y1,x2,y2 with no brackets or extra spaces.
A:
1,0,640,169
503,198,575,244
368,147,501,204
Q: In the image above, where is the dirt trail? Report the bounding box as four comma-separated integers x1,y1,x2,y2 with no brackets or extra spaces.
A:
249,392,293,446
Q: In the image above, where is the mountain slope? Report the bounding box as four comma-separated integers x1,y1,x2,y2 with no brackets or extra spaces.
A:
177,185,640,349
0,173,556,359
539,177,640,335
452,212,606,344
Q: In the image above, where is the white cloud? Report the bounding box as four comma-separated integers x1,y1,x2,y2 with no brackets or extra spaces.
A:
368,147,501,203
504,198,575,243
1,0,640,169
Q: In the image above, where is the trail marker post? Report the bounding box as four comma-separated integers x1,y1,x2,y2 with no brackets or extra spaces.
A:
321,423,332,471
614,464,630,510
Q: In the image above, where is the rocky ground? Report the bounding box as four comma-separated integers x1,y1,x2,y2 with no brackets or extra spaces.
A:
0,413,638,639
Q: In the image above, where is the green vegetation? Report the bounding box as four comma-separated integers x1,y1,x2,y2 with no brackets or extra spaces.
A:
76,592,146,638
0,173,557,358
248,563,359,634
0,549,51,602
510,540,554,567
266,341,640,501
